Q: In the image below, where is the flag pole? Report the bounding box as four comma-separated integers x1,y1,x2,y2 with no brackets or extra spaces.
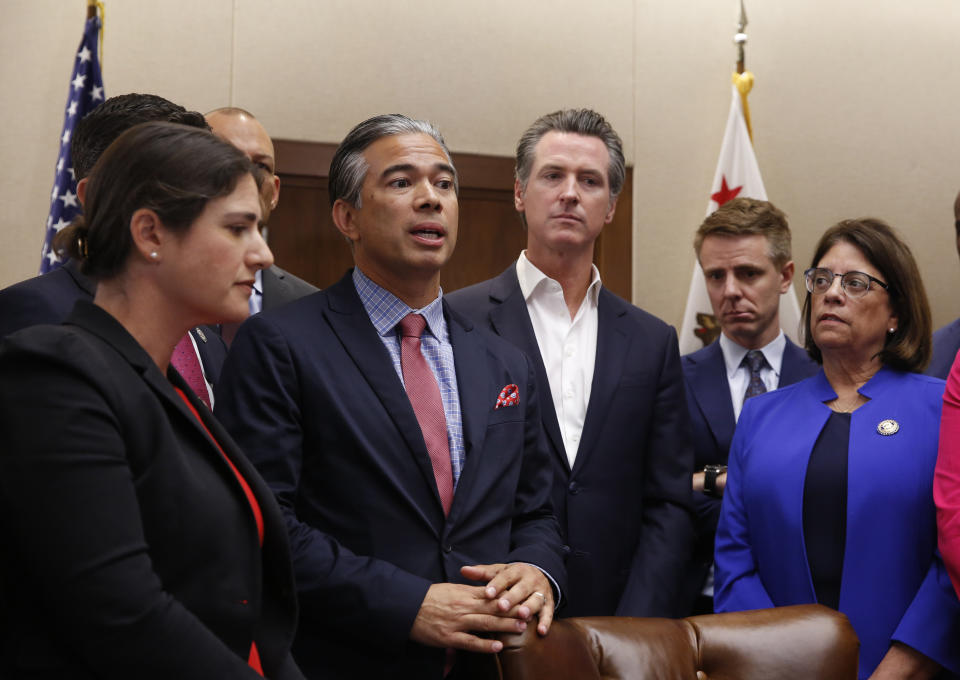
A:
733,0,753,141
735,0,747,75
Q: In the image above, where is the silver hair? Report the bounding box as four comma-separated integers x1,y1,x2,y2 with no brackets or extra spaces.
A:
328,114,458,208
515,108,625,201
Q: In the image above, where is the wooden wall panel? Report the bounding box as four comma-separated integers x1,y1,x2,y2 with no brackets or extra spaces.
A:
269,139,633,300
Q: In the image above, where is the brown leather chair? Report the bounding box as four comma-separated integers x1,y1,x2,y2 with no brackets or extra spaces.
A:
462,604,858,680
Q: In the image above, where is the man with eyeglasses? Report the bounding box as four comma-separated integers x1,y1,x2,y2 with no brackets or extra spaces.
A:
679,197,817,615
927,189,960,379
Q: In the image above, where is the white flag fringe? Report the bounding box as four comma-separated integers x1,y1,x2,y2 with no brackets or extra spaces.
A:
678,82,803,355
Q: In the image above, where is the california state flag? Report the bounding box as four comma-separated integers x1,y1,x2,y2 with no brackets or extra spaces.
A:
677,77,803,355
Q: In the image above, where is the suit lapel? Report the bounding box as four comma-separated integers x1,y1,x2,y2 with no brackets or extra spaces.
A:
260,266,284,312
571,289,629,476
780,338,815,386
65,302,269,518
445,304,492,520
486,266,568,471
324,274,447,516
687,341,736,452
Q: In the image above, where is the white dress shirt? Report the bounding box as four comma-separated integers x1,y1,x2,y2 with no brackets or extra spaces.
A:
719,330,786,422
516,251,602,468
249,268,264,315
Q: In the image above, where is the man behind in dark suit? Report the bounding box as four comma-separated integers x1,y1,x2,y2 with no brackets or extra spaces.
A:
928,188,960,378
205,107,318,315
214,114,566,679
0,94,227,396
447,108,694,618
680,197,818,614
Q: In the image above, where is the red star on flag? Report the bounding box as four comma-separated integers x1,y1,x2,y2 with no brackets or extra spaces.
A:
711,176,742,206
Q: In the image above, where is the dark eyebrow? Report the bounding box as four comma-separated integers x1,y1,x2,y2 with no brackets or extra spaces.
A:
223,211,259,222
381,162,456,179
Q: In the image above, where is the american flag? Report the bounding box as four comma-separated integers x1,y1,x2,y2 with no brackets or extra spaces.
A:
40,14,105,274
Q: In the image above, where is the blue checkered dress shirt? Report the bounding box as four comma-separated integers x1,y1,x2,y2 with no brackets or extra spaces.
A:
352,268,465,484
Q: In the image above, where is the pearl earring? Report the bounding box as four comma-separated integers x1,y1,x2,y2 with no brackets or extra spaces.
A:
150,251,159,260
888,328,895,333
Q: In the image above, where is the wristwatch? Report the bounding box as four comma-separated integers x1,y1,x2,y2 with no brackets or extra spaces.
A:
703,464,727,498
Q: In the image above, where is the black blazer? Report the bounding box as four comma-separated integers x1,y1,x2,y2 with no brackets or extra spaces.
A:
214,272,567,679
260,265,319,311
0,260,226,390
0,302,303,679
447,263,695,618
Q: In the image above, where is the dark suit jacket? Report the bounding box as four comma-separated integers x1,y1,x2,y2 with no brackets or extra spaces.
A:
0,301,302,680
929,318,960,379
214,271,567,680
679,336,818,611
260,265,319,311
446,263,694,618
0,260,227,388
0,259,95,339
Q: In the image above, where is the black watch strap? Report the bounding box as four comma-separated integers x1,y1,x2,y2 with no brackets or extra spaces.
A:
703,465,727,498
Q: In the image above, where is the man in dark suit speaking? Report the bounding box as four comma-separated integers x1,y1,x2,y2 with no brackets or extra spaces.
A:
214,114,566,679
447,109,694,618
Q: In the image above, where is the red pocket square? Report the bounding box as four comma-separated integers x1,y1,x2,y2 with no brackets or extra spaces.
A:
495,384,519,409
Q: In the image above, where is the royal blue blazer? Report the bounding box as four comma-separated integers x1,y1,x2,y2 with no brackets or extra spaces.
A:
715,367,960,677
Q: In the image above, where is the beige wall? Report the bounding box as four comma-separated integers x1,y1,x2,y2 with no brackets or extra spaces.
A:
3,0,959,332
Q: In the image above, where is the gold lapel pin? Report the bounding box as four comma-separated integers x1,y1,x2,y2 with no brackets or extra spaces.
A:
877,419,899,436
195,327,207,343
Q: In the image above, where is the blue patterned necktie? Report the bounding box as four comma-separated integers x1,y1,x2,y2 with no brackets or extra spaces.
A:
742,350,768,403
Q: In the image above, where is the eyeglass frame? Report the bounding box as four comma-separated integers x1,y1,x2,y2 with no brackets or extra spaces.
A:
803,267,890,299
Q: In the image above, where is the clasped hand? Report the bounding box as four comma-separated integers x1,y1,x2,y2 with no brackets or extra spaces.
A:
409,562,554,653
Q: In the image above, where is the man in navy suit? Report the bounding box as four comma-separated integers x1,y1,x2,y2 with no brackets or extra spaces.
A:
205,107,318,315
0,94,227,396
214,114,566,679
928,188,960,379
447,109,694,618
680,197,818,614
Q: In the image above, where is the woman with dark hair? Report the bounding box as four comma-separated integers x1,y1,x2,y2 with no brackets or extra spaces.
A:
0,122,304,679
715,218,960,678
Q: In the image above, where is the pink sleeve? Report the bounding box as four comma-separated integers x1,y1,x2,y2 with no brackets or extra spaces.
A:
935,353,960,598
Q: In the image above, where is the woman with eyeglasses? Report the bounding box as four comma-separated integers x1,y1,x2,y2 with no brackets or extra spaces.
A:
714,218,960,679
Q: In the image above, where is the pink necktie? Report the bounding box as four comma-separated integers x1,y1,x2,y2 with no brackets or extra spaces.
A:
171,333,211,409
398,314,454,515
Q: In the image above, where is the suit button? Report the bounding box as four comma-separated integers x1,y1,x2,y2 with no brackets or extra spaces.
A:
444,544,453,553
568,482,580,495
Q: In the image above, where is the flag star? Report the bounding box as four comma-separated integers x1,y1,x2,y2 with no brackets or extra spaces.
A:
61,129,71,145
51,184,59,202
53,217,71,232
90,85,104,101
67,99,78,116
68,167,76,181
710,175,743,207
46,248,60,266
78,46,92,63
56,157,65,172
71,73,87,91
59,189,79,208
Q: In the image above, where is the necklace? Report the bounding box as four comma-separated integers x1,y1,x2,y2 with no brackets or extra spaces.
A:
828,393,865,413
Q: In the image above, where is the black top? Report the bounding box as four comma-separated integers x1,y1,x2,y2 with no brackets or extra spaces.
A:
803,410,851,610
